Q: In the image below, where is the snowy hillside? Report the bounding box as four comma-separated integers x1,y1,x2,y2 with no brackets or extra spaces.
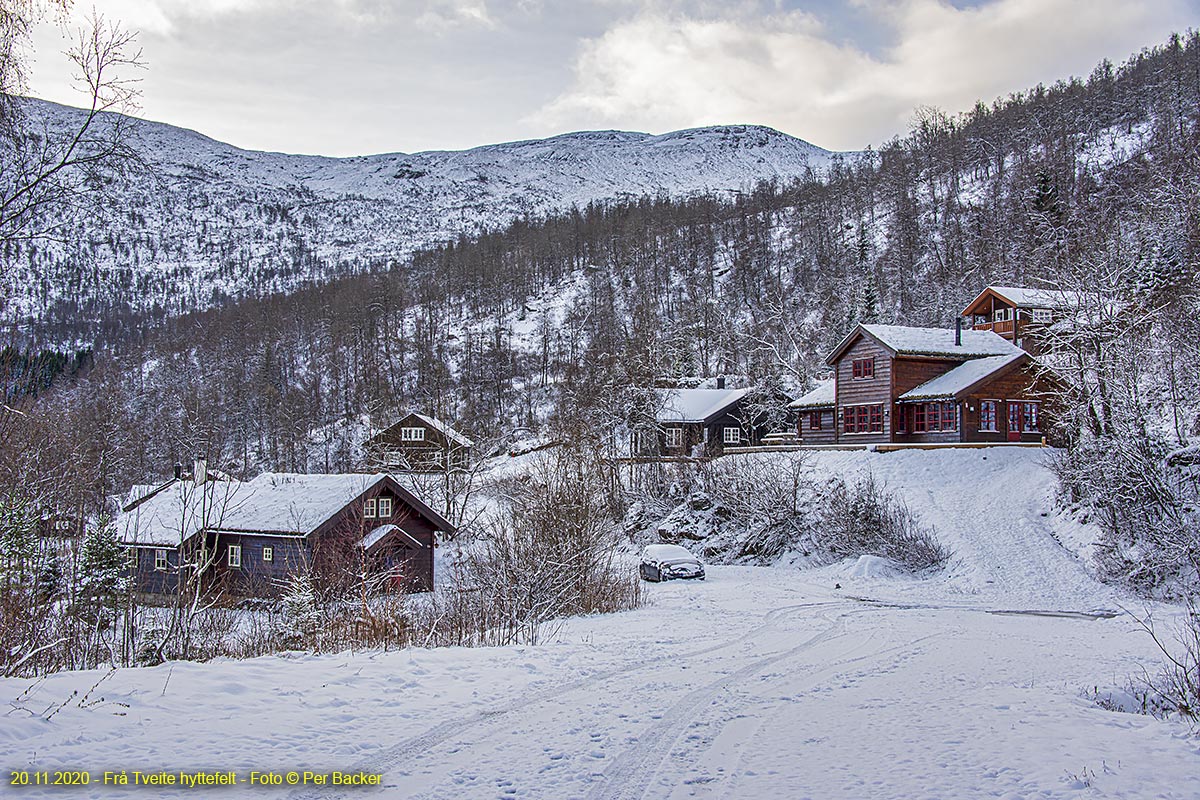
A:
5,448,1195,799
3,100,835,324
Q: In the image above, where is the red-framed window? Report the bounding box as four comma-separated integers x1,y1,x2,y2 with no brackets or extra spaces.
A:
941,402,957,431
913,402,957,432
843,404,883,434
851,358,875,379
980,400,998,432
809,411,822,430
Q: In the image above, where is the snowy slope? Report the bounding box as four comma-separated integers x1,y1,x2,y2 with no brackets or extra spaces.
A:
4,449,1191,800
4,100,836,324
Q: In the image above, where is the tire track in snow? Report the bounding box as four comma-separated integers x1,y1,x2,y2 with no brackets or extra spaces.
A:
583,608,936,800
661,628,947,800
287,599,843,800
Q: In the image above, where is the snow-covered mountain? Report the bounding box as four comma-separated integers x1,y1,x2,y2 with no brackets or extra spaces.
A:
5,100,836,325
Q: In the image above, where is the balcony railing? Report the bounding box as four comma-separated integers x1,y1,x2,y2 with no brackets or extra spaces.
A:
972,319,1014,335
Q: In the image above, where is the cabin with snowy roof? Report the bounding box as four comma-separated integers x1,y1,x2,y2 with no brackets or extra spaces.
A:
364,412,474,472
961,286,1080,352
117,469,453,597
632,384,792,457
790,322,1061,446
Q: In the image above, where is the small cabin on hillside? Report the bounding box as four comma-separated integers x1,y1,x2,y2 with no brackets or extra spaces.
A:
632,385,793,458
364,413,474,472
791,323,1061,446
961,286,1079,352
118,471,453,597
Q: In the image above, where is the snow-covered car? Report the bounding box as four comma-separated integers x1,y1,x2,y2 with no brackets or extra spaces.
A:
639,544,705,582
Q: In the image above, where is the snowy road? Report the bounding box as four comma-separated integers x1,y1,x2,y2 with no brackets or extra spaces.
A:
3,449,1198,799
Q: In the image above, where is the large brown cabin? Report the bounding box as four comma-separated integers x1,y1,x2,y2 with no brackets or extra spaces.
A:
792,323,1062,446
118,471,453,597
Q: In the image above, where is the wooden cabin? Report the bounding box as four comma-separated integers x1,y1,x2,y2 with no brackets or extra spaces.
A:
632,385,792,458
364,412,474,472
790,380,836,445
794,323,1061,446
118,472,453,597
961,286,1079,352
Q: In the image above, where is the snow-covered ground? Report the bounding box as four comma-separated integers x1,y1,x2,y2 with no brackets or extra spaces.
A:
4,448,1197,799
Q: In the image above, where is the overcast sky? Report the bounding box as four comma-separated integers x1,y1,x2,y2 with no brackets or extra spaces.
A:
27,0,1199,157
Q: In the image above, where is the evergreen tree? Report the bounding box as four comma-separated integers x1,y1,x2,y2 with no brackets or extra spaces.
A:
76,518,127,604
858,280,881,325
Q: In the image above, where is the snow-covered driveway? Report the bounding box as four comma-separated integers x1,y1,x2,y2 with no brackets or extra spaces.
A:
3,449,1197,799
3,573,1196,800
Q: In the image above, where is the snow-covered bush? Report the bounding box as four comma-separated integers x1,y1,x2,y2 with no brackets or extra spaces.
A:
1092,604,1200,731
818,473,950,572
1054,436,1200,597
631,455,948,571
444,448,643,646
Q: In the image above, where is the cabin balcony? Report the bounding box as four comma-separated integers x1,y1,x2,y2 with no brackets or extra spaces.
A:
972,319,1014,336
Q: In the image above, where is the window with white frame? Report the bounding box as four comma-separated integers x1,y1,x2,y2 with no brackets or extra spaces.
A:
227,545,242,568
364,497,377,518
262,545,274,563
1031,308,1053,323
401,427,425,441
723,426,741,444
665,427,683,448
154,549,168,570
378,497,393,518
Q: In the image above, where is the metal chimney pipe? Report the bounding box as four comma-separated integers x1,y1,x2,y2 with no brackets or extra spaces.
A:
955,316,962,346
194,456,207,485
716,376,726,390
173,462,183,480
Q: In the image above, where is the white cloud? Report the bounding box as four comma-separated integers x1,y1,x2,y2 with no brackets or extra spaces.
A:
415,0,497,32
535,0,1194,149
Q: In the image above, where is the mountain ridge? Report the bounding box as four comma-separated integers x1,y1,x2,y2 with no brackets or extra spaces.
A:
4,99,839,329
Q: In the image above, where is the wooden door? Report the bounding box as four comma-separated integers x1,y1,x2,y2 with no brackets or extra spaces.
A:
1007,402,1021,441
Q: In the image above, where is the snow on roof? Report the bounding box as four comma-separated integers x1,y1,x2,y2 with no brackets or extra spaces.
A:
899,352,1027,401
124,483,166,510
859,325,1019,358
986,286,1081,310
409,413,474,447
117,479,247,547
653,388,750,423
117,473,390,546
212,473,389,535
788,381,835,409
360,523,423,551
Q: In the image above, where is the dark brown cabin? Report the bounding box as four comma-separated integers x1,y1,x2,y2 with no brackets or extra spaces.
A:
364,412,474,472
794,323,1062,446
118,472,453,597
632,386,793,458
